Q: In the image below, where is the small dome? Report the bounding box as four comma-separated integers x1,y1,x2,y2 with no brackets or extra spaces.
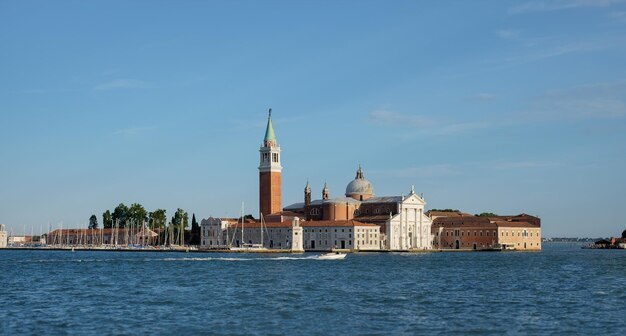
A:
345,165,374,198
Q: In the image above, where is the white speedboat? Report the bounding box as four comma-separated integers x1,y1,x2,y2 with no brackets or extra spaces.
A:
318,252,347,260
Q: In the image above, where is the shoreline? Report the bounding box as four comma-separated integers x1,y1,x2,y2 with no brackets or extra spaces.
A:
0,247,541,253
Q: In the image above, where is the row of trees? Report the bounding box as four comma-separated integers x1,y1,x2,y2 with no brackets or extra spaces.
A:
88,203,201,245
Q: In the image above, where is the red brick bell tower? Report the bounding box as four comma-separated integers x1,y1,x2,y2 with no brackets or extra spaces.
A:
259,108,282,219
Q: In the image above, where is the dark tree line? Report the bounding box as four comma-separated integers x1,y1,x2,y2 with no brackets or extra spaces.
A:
88,203,202,245
99,203,154,228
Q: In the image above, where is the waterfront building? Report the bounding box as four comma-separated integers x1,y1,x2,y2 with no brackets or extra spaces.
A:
200,216,379,251
431,213,541,250
284,170,433,250
200,109,431,251
200,217,238,247
0,224,7,248
7,236,32,245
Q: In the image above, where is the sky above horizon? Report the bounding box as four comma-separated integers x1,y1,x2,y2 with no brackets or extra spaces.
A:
1,0,626,237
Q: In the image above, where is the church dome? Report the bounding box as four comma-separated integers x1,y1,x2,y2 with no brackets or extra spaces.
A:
345,165,374,199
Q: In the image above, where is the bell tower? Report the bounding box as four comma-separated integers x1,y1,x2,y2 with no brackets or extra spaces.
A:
304,180,311,206
259,108,282,219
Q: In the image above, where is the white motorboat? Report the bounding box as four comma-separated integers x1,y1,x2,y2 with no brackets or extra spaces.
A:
318,252,347,260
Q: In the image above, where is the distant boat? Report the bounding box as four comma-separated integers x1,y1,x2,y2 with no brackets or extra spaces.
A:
318,252,347,260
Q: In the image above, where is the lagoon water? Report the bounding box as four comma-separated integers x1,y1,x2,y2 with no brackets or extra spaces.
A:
1,243,625,335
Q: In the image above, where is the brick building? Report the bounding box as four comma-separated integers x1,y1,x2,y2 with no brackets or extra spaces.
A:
431,213,541,250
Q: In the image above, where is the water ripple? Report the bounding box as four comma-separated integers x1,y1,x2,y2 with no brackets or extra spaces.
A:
1,244,625,335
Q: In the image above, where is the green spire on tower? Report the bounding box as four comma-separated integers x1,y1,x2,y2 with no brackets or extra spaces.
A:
264,108,276,142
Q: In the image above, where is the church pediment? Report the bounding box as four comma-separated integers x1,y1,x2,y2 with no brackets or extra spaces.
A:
402,195,425,205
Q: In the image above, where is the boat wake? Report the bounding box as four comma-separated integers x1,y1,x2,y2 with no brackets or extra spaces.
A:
162,256,320,261
1,255,342,264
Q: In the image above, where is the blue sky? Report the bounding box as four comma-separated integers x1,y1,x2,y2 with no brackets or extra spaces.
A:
1,0,625,237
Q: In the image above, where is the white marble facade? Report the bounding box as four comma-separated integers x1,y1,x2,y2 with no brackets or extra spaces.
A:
385,189,433,251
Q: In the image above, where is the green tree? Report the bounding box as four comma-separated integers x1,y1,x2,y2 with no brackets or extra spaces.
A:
476,212,498,217
88,214,99,229
127,203,148,227
430,209,460,213
102,210,113,228
190,213,200,245
170,208,189,245
171,208,189,232
239,214,255,221
112,203,129,228
149,209,167,229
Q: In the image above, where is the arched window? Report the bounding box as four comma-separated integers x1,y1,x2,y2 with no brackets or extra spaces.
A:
354,209,361,216
310,208,319,216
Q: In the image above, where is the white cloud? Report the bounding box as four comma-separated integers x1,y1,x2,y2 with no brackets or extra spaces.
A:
526,81,626,120
428,121,493,135
368,109,494,137
374,164,461,178
509,0,626,14
496,29,521,39
367,109,436,128
374,160,557,179
504,42,596,63
111,126,154,136
469,93,498,101
93,79,148,91
492,161,559,170
609,10,626,22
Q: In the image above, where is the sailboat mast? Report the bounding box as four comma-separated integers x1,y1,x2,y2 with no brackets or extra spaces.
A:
241,202,244,247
